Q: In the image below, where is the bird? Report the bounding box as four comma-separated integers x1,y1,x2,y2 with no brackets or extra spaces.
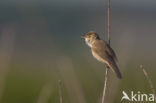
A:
81,31,122,79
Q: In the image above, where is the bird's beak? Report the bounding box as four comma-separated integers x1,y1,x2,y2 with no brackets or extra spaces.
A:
81,35,85,38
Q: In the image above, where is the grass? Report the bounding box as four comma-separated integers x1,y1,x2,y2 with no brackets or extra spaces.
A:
1,59,156,103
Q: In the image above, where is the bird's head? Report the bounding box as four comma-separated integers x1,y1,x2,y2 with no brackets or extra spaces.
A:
81,31,100,40
81,31,100,47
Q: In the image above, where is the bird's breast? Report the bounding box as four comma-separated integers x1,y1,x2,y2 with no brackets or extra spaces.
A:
91,50,109,65
85,39,92,47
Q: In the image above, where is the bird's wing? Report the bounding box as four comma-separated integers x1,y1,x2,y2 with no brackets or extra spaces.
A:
92,40,111,63
92,40,122,79
92,40,118,62
105,43,118,62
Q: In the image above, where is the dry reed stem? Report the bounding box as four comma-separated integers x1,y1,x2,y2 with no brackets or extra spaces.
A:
107,0,111,45
102,0,111,103
140,65,156,101
102,67,108,103
58,80,63,103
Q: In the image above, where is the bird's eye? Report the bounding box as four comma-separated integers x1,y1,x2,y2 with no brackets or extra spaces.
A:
86,35,90,38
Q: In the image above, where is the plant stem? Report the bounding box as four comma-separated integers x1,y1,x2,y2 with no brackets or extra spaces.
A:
140,65,156,102
58,80,63,103
102,67,108,103
102,0,111,103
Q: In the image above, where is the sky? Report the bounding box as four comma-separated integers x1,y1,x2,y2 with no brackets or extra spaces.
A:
0,0,156,7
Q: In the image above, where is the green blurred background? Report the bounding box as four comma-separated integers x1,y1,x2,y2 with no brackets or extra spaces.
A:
0,0,156,103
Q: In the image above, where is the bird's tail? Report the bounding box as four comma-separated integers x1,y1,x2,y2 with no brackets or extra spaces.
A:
109,61,122,79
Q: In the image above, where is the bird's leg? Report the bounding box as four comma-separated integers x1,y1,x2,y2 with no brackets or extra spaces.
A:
105,64,110,69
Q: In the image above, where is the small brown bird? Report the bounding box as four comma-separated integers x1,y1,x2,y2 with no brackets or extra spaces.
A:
82,31,122,79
